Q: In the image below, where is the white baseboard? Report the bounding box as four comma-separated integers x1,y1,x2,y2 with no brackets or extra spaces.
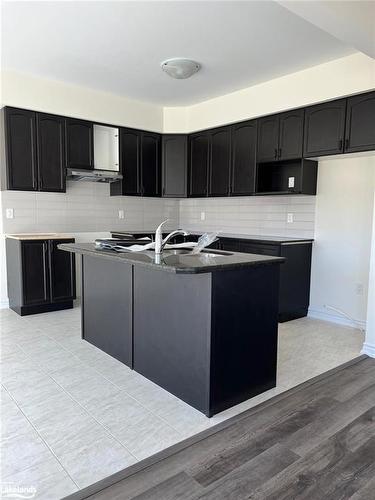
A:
308,307,366,330
0,299,9,309
361,342,375,358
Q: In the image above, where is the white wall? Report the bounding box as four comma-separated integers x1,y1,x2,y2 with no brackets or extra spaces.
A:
164,53,375,132
1,70,164,132
309,155,375,327
362,192,375,357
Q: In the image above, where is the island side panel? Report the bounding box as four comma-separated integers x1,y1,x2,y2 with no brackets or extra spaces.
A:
82,255,133,367
133,267,212,415
209,263,280,416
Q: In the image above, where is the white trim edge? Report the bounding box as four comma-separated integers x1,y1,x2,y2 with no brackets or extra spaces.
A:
308,307,366,330
361,342,375,358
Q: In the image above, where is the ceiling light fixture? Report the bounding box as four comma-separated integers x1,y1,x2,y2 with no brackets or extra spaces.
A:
161,58,200,79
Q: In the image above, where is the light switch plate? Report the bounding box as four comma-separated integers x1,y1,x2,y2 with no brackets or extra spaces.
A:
6,208,14,219
287,213,294,224
200,211,206,221
118,210,125,219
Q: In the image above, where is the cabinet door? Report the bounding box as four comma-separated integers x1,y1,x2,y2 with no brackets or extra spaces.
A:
278,109,304,160
240,241,280,256
303,99,346,157
5,107,37,191
231,120,257,195
113,128,141,196
219,238,241,252
162,135,187,197
141,132,161,197
21,241,50,305
65,118,93,169
209,127,231,196
257,115,279,162
37,113,65,192
49,239,76,302
189,133,209,197
345,91,375,153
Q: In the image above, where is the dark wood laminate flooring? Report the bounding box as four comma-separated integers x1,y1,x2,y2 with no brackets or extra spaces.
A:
66,356,375,500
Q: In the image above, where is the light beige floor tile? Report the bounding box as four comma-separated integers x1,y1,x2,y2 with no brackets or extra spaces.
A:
3,457,78,500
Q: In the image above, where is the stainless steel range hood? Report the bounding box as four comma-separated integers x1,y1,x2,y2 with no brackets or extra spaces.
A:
66,168,122,183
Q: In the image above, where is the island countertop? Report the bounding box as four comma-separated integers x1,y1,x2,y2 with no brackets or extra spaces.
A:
110,230,314,245
58,242,285,274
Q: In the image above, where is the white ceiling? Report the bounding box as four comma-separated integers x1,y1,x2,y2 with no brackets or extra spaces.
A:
1,1,360,106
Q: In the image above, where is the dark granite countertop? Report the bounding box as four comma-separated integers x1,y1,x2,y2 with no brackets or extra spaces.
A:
110,230,313,245
59,243,285,274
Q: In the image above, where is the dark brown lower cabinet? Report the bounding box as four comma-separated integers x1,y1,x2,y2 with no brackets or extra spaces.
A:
6,237,76,316
220,238,313,322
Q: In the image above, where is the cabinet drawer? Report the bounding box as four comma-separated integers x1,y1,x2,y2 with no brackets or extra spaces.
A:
239,241,280,256
219,238,241,252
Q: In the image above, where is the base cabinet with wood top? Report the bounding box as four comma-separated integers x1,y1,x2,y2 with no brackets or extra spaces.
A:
6,237,76,316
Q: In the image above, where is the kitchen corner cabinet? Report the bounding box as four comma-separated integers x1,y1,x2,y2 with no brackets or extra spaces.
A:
65,118,94,169
6,237,76,316
4,107,66,192
231,120,257,195
162,135,188,197
110,128,161,197
303,99,347,157
189,132,210,197
345,91,375,153
257,109,304,163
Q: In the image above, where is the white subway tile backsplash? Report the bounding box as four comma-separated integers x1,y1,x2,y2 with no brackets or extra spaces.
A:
179,195,316,238
1,183,315,239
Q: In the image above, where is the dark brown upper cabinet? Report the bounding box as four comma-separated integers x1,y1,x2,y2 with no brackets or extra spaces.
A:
5,107,38,191
257,115,279,162
278,109,304,160
141,132,161,197
162,135,188,197
209,126,231,197
189,132,209,197
37,113,65,192
257,109,304,163
65,118,93,169
111,128,160,197
344,91,375,153
111,128,141,196
231,120,257,196
303,99,347,157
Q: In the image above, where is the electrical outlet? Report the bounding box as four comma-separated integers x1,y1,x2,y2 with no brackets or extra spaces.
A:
287,213,294,224
118,210,125,219
288,176,295,189
355,283,364,296
6,208,14,219
200,211,206,221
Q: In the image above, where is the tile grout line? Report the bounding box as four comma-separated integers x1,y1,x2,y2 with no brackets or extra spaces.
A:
38,324,189,438
1,383,80,490
14,342,139,462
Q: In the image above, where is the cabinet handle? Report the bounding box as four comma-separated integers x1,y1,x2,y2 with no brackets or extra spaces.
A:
162,187,165,196
278,148,282,159
345,139,349,150
338,139,343,150
274,148,278,159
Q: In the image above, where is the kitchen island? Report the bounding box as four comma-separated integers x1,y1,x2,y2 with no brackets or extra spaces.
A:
59,242,284,416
